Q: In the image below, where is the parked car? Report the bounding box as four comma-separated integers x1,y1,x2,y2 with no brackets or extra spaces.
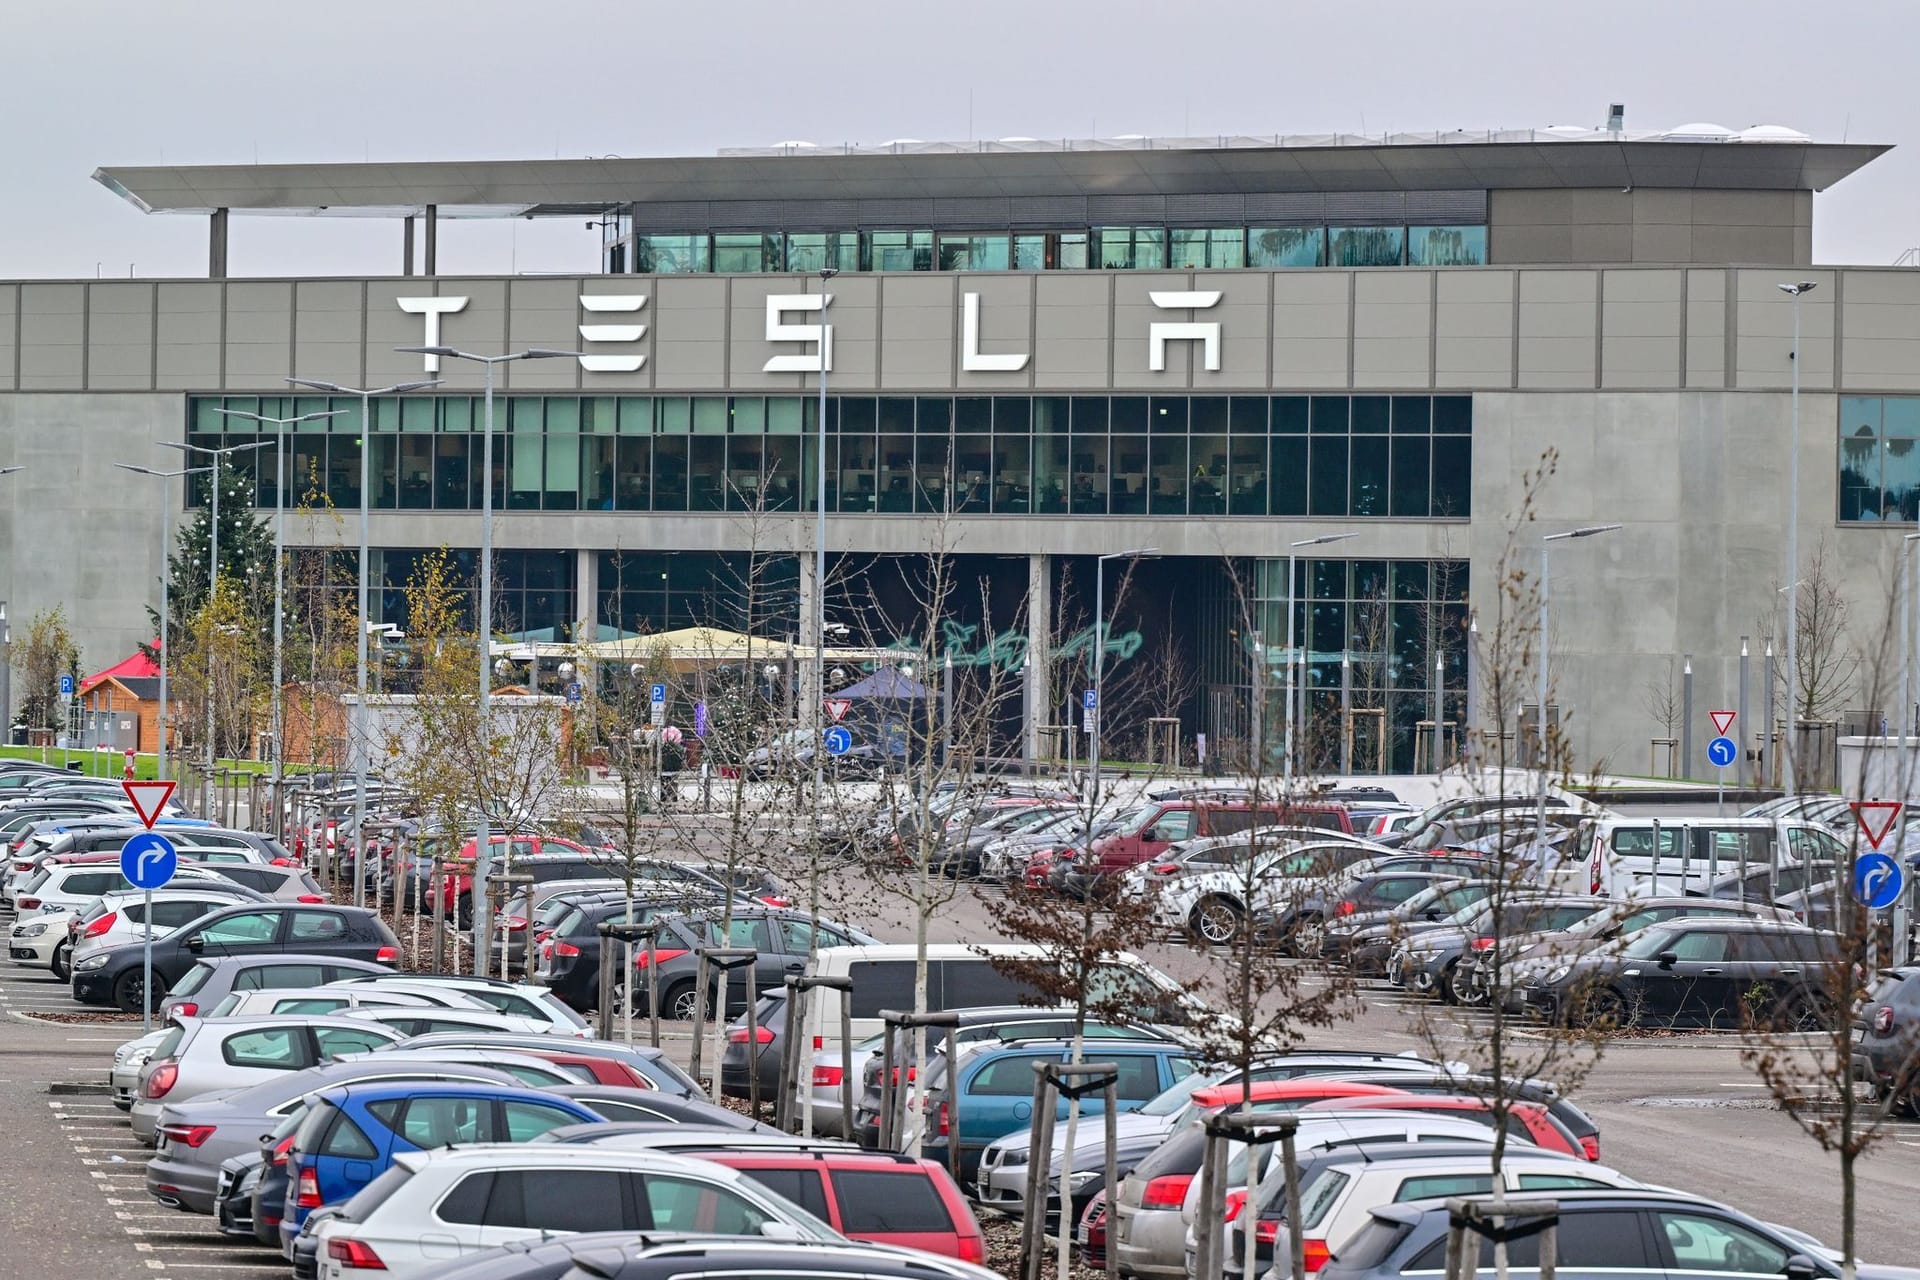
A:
1388,893,1600,1002
1319,1187,1892,1280
688,1148,985,1262
62,883,275,977
624,907,879,1021
72,903,401,1012
282,1082,605,1245
382,1235,1002,1280
342,1005,581,1038
1158,840,1396,947
539,1085,769,1129
331,974,594,1035
1520,918,1842,1029
201,985,480,1019
133,1014,408,1142
373,1032,701,1095
1254,868,1454,954
1854,964,1920,1114
1061,801,1357,898
1306,1071,1602,1160
149,953,402,1023
533,893,727,1012
308,1145,843,1278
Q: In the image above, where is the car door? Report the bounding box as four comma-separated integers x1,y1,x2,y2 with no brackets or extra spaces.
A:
463,1165,639,1252
968,1050,1061,1144
1653,1207,1794,1278
311,1024,399,1063
1657,928,1738,1027
286,910,354,959
190,908,288,959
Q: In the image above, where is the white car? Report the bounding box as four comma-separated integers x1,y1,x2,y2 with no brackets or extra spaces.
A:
342,1005,572,1038
1152,839,1386,942
109,1027,170,1111
8,907,76,970
328,975,593,1036
311,1144,843,1278
202,985,473,1018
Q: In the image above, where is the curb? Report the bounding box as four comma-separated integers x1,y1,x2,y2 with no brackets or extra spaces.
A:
48,1081,113,1096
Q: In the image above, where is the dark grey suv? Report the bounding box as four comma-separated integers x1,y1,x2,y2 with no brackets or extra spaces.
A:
1854,964,1920,1114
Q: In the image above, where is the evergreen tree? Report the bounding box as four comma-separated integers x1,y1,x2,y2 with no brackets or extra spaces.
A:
142,458,275,664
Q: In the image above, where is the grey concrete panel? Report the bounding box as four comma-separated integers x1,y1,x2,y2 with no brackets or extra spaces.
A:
0,284,15,390
1517,271,1597,388
18,284,86,390
86,283,154,391
1631,222,1694,263
1353,271,1432,388
876,274,957,390
954,274,1035,391
1684,269,1727,389
1491,189,1572,225
224,282,292,387
1842,273,1920,389
1600,270,1682,388
155,283,221,390
506,278,586,390
364,280,481,393
1193,271,1271,390
1034,274,1113,389
1630,189,1693,224
1569,223,1632,263
1114,273,1197,388
648,276,728,389
432,279,510,392
1734,268,1835,389
1488,224,1573,265
1435,271,1514,388
579,276,657,390
1270,272,1349,389
290,281,363,389
1570,189,1633,225
1692,224,1797,266
1694,190,1797,227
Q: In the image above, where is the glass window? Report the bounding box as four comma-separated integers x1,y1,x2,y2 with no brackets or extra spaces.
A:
220,1028,309,1070
784,233,858,274
288,911,347,941
495,1168,631,1232
1328,226,1405,266
712,233,780,273
435,1172,495,1225
937,234,1012,271
1169,228,1245,269
829,1170,955,1232
1012,234,1049,270
862,231,932,272
199,911,282,946
641,1174,770,1235
1657,1211,1788,1273
1395,1173,1494,1201
635,234,709,274
502,1101,586,1142
1055,232,1089,270
317,1111,379,1159
970,1054,1057,1096
1092,227,1167,270
738,1168,831,1220
313,1027,394,1059
1407,225,1487,266
400,1096,495,1148
1247,227,1326,268
233,963,328,991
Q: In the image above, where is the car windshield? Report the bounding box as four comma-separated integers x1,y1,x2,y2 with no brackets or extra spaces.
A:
1560,904,1625,935
1139,1071,1218,1117
1622,926,1687,960
1394,883,1456,916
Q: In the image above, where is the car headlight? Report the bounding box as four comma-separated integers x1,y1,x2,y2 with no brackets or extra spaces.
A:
15,922,47,938
74,953,111,972
1545,965,1571,985
1049,1168,1104,1190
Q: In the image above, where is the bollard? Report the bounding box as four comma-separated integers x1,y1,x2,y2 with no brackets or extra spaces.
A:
1018,1063,1058,1280
690,946,757,1101
876,1008,961,1166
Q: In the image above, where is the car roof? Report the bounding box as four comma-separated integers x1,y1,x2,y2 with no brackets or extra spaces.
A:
1644,916,1819,932
319,1080,585,1104
392,1143,758,1176
559,1234,994,1278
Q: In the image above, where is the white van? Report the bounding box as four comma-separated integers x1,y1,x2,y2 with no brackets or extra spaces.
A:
1553,817,1844,898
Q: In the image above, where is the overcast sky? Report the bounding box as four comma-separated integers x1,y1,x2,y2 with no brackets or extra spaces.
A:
4,0,1913,280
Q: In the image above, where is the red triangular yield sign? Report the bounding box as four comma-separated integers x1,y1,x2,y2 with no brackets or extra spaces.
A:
825,698,851,724
1709,709,1736,736
1853,800,1904,851
122,780,177,830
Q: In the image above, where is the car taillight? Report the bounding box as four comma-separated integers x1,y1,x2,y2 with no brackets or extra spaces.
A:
1140,1174,1193,1209
1874,1007,1896,1035
16,897,38,910
958,1233,986,1264
1470,936,1496,951
296,1166,322,1209
173,1003,198,1018
83,911,118,938
812,1065,844,1087
727,1026,775,1044
159,1123,216,1148
1578,1134,1600,1162
143,1061,178,1099
272,857,299,867
1222,1189,1248,1222
270,1135,294,1168
1335,900,1357,916
635,947,687,969
1150,863,1179,875
374,945,399,965
327,1239,386,1270
502,915,527,932
553,941,581,958
1254,1219,1281,1245
296,894,326,903
1303,1238,1331,1273
937,1100,949,1136
758,896,792,908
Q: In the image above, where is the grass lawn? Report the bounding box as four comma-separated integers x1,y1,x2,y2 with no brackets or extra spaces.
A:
0,744,283,782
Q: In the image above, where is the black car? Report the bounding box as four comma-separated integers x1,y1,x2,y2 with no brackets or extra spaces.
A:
1390,894,1600,1003
718,990,791,1103
70,903,401,1012
1254,869,1450,952
532,892,726,1012
1321,1188,1889,1279
1853,965,1920,1113
1520,918,1842,1030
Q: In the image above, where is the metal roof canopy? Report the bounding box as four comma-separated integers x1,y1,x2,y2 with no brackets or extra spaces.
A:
92,139,1890,219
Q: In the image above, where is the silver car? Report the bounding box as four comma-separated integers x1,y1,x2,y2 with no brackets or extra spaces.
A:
130,1014,407,1143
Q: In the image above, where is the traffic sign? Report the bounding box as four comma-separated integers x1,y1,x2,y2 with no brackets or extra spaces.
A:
649,683,667,704
825,698,851,724
1853,800,1904,851
1706,736,1738,769
823,725,853,757
1854,852,1905,910
1083,689,1098,711
58,673,73,703
1082,709,1098,735
649,701,667,728
120,832,178,892
1709,709,1736,736
565,681,583,704
121,780,176,829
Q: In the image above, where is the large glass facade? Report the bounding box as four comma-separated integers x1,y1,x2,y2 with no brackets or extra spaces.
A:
191,394,1472,520
611,222,1486,274
1840,396,1920,523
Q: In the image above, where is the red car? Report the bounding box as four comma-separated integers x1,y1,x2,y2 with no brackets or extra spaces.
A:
694,1149,986,1263
1298,1093,1587,1157
436,833,594,917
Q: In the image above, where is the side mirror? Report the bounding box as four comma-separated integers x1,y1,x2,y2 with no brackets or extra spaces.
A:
184,934,204,953
1783,1254,1820,1280
1656,950,1678,969
1424,908,1445,921
759,1221,806,1242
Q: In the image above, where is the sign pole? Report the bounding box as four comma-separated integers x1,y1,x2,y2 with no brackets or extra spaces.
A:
142,887,153,1035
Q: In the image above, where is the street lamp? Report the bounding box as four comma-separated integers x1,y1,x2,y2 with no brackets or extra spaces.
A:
1903,534,1920,788
284,376,439,906
1090,549,1157,803
0,467,20,734
161,439,271,816
1285,534,1358,779
115,463,212,784
394,345,583,976
1538,523,1621,832
811,269,837,821
1777,280,1817,794
214,407,342,844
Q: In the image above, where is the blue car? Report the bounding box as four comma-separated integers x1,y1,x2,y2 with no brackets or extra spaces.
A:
280,1082,602,1251
923,1038,1202,1182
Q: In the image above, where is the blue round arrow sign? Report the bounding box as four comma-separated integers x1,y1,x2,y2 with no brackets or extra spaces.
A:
823,725,853,757
120,832,178,892
1854,852,1905,910
1706,736,1738,769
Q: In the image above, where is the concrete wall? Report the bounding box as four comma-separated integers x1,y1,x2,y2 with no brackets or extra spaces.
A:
1490,188,1813,266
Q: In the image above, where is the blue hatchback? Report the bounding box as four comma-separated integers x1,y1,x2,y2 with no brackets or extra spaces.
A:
280,1082,602,1251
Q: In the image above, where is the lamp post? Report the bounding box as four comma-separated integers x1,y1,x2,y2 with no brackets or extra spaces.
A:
284,377,439,904
1777,280,1817,795
0,466,20,738
213,408,342,842
161,439,271,816
811,270,836,809
1285,534,1358,780
115,463,212,784
394,345,582,975
1090,549,1156,806
1538,523,1621,833
1903,534,1920,795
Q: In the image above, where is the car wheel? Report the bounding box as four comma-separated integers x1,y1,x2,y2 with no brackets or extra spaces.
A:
49,940,71,982
1779,991,1827,1033
1188,897,1243,946
112,969,155,1015
665,981,706,1022
1286,915,1325,959
1576,985,1627,1030
1436,960,1462,1004
1447,963,1484,1006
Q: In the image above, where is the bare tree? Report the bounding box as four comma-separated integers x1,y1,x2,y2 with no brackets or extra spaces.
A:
12,606,80,732
1639,656,1680,775
1779,540,1862,723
